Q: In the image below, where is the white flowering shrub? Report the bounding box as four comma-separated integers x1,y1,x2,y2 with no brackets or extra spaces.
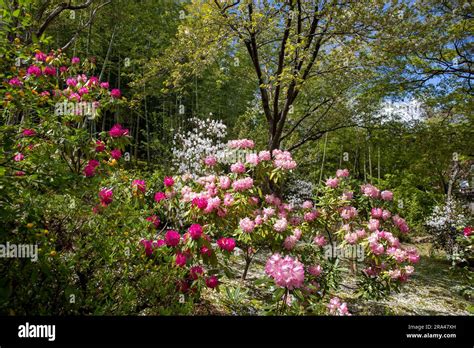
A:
425,199,469,256
285,179,315,207
172,117,227,176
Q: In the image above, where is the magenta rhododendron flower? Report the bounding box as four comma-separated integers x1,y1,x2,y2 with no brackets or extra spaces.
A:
35,51,47,61
217,237,236,252
66,78,77,87
205,275,219,288
192,197,208,210
146,215,160,228
283,235,297,250
110,88,121,99
22,129,36,137
27,65,42,77
95,140,105,152
109,124,129,137
100,82,109,89
140,239,154,257
8,77,23,87
165,230,180,247
188,224,203,240
464,226,473,237
132,179,146,193
43,66,56,76
265,254,305,290
99,188,113,207
71,57,80,64
219,176,231,190
164,176,174,187
14,153,24,162
175,252,186,267
154,191,166,203
200,246,212,257
326,177,339,188
381,190,393,201
190,266,204,280
336,168,349,178
110,149,122,160
340,206,358,220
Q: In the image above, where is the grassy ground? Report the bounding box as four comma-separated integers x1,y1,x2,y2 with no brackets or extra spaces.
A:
198,242,473,315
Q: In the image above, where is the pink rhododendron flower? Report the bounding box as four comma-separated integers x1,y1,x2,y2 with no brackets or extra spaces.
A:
132,179,146,193
406,249,420,263
66,78,77,87
204,155,217,166
340,206,358,220
304,209,319,222
230,162,246,174
188,224,203,240
293,228,302,240
313,235,327,247
232,177,253,191
109,124,129,137
326,177,339,188
154,191,166,203
265,254,305,290
59,66,68,73
78,87,89,95
341,191,353,200
370,242,384,255
302,200,313,209
258,150,271,161
217,237,236,252
164,176,174,187
140,239,154,257
205,275,219,288
99,188,113,206
272,149,297,170
381,190,394,201
110,148,122,160
273,218,288,232
245,153,260,166
83,166,95,178
336,168,349,178
100,82,109,89
14,153,24,162
165,230,180,247
308,264,322,276
255,214,264,225
219,176,231,189
361,184,380,198
392,215,409,233
227,139,254,149
71,57,80,64
356,229,366,238
371,208,383,219
344,232,358,244
328,297,351,316
382,209,392,221
283,235,297,250
239,217,255,233
368,218,380,232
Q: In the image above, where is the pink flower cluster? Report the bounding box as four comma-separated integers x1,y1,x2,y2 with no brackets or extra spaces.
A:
392,215,409,233
109,124,129,137
265,254,305,290
272,149,297,170
328,297,351,316
217,237,236,252
132,179,146,193
361,184,380,198
227,139,255,149
83,159,100,177
99,188,113,207
232,177,253,192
